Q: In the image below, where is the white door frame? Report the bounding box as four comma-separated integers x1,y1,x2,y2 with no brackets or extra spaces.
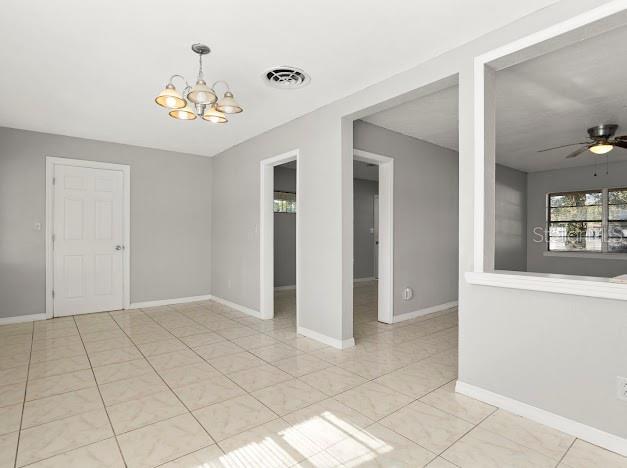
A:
373,194,379,279
45,156,131,319
354,149,394,324
260,149,300,321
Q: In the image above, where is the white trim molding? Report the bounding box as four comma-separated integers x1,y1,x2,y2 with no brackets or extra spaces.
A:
465,271,627,301
297,326,355,350
392,301,458,323
0,313,47,325
211,295,264,320
45,156,131,319
129,295,212,309
456,381,627,457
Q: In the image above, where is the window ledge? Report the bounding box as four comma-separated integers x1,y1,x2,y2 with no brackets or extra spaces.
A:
465,270,627,301
543,251,627,260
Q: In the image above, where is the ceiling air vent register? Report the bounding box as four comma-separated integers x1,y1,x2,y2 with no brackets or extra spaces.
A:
265,67,310,89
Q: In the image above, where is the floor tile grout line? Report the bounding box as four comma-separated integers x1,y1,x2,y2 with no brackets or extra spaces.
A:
556,437,577,467
128,304,337,448
168,305,307,416
15,437,122,468
12,321,34,468
471,420,572,465
2,295,463,467
178,301,460,447
107,308,226,445
151,443,226,468
72,315,129,468
123,306,287,430
415,378,498,424
19,380,96,406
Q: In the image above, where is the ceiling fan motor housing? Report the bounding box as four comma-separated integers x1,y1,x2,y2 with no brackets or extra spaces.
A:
587,124,618,140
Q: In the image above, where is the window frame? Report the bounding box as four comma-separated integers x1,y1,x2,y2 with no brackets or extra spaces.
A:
546,187,627,254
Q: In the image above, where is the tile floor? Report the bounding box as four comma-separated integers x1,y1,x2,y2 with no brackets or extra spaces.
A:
1,281,626,467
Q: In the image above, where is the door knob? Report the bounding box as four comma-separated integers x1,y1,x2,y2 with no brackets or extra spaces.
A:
115,245,124,251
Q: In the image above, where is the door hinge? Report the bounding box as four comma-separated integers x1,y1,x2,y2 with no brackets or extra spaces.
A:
52,177,56,185
52,290,55,298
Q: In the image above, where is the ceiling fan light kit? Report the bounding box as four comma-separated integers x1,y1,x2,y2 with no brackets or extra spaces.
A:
155,44,243,123
537,124,627,160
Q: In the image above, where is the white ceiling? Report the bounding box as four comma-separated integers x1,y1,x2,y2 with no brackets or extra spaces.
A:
363,24,627,173
0,0,558,158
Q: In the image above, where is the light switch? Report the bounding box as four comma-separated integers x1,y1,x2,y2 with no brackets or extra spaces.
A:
34,222,42,231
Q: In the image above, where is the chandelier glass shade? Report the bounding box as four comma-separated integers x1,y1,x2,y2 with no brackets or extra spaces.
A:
169,103,197,120
202,106,228,123
155,84,186,109
216,91,243,114
155,44,243,123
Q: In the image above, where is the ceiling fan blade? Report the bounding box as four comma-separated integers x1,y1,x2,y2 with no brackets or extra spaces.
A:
614,135,627,141
565,146,591,159
537,142,588,153
613,140,627,149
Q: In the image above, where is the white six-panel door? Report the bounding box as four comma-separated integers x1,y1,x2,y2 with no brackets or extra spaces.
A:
52,164,125,316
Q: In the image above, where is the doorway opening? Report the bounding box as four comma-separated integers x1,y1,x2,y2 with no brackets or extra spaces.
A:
259,150,299,326
353,150,394,324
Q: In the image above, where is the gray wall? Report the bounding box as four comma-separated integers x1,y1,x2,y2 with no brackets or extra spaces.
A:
354,121,459,316
273,166,378,286
207,0,626,441
353,177,378,280
273,166,296,287
495,164,527,271
211,114,350,341
526,160,627,277
0,127,212,318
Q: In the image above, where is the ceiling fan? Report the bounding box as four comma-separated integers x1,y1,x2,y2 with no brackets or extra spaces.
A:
537,124,627,159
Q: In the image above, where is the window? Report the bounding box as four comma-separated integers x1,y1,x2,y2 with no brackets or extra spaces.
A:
548,188,627,253
609,188,627,252
274,191,296,213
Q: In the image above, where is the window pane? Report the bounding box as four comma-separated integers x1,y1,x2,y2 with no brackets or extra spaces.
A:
549,206,602,221
608,238,627,252
608,189,627,205
548,222,602,252
550,191,601,207
609,204,627,221
608,221,627,238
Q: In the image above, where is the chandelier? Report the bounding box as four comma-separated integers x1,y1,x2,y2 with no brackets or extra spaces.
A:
155,44,243,123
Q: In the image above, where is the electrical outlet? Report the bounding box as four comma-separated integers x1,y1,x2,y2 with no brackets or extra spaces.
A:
617,376,627,401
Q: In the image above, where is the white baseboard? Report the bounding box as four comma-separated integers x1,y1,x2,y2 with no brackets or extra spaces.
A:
297,326,355,350
129,294,213,309
392,300,458,323
456,381,627,457
354,277,376,283
211,295,263,320
0,313,47,325
274,285,296,291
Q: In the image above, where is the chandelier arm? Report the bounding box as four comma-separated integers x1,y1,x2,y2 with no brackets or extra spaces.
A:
168,74,190,88
211,80,231,93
